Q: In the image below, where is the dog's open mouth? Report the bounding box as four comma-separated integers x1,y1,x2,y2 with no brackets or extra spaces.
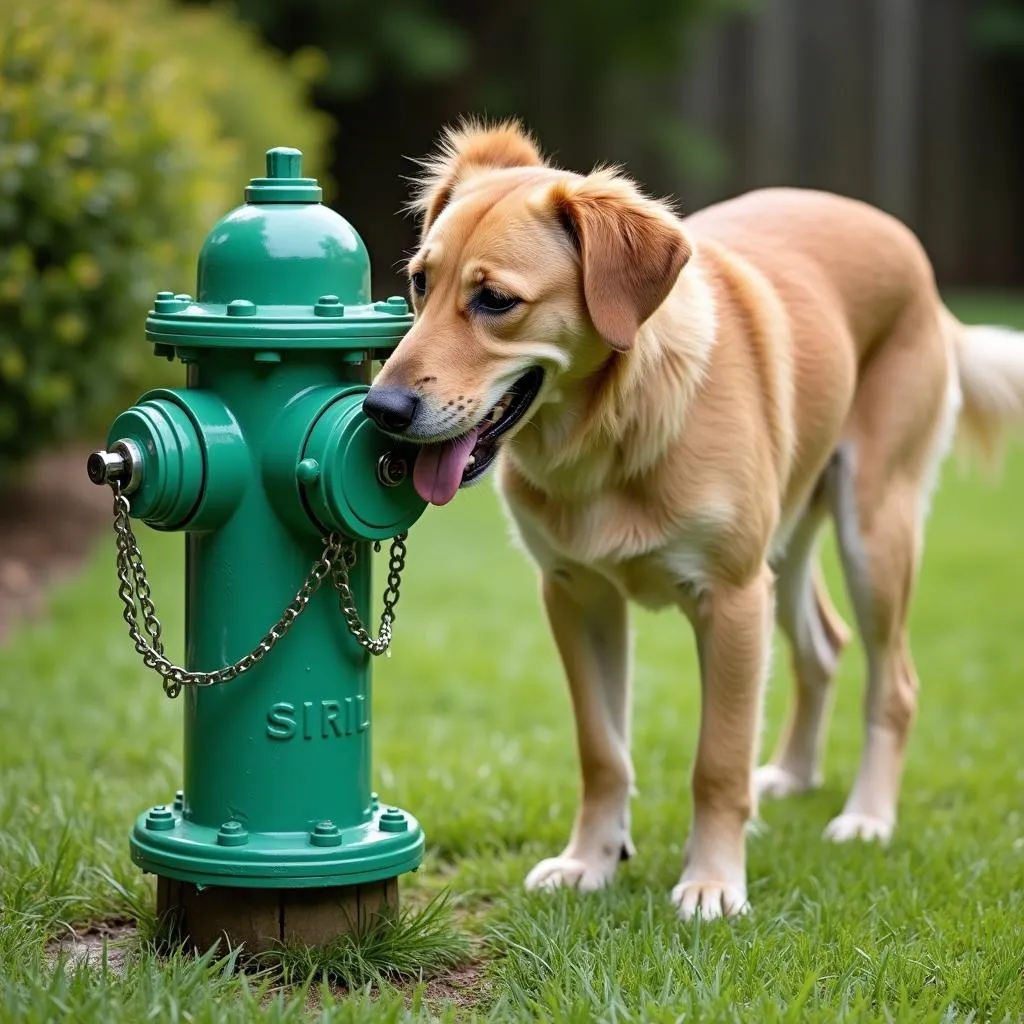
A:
412,367,543,506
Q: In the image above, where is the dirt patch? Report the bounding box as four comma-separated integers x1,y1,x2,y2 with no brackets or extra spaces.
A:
44,915,490,1012
418,958,492,1011
45,918,138,975
0,443,111,644
298,960,491,1016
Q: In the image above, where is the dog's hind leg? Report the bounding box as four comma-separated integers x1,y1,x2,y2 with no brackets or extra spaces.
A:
821,315,956,843
524,565,635,892
756,493,850,800
822,447,922,843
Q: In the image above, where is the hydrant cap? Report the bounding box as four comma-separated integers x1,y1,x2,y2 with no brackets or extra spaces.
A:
146,147,414,351
197,145,368,307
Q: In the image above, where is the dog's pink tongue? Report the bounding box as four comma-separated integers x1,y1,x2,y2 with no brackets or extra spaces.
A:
413,428,480,506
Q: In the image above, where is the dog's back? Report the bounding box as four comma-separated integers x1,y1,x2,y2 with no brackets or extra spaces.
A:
686,187,939,360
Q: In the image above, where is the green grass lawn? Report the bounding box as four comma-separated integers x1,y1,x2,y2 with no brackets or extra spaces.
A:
2,295,1023,1022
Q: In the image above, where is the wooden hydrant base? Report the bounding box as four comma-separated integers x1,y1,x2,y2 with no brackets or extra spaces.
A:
156,876,399,953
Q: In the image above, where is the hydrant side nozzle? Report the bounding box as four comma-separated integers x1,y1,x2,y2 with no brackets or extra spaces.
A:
86,450,120,485
87,439,142,494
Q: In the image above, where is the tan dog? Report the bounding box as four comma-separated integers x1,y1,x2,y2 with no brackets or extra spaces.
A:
363,120,1024,919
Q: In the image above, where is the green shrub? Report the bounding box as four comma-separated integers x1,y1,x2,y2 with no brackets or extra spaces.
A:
0,0,331,475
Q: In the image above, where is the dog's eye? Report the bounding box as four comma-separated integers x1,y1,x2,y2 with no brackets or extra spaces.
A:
476,288,520,314
411,270,427,296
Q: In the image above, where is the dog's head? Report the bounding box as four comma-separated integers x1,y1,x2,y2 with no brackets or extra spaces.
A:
364,119,691,505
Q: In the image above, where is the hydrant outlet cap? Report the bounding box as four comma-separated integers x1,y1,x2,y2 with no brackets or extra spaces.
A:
244,147,323,204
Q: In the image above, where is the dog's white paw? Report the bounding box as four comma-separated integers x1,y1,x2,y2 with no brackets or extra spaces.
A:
823,812,893,844
671,881,749,921
754,763,818,800
524,856,615,893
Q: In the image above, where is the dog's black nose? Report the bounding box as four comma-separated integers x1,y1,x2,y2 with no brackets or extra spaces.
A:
362,386,420,433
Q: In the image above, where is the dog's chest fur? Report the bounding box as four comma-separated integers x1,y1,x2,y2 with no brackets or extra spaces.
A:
499,478,732,609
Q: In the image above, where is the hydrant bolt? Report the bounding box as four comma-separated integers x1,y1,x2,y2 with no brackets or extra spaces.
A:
227,299,258,317
145,806,176,832
314,294,345,318
296,458,320,485
310,821,343,847
378,808,410,833
216,821,250,847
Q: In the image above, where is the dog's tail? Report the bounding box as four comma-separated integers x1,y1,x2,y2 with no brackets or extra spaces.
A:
950,313,1024,468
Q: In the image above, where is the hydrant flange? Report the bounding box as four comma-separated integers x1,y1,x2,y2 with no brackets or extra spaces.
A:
130,803,424,889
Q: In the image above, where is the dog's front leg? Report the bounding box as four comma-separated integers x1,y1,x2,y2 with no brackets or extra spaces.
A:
525,567,634,893
673,566,774,920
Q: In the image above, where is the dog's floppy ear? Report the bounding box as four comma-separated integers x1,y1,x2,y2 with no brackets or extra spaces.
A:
551,171,691,352
409,118,544,238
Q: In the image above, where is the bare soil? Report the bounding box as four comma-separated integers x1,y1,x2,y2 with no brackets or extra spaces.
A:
44,918,138,976
418,959,492,1011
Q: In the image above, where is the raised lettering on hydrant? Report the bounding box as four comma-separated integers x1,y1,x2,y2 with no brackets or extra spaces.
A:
266,698,370,740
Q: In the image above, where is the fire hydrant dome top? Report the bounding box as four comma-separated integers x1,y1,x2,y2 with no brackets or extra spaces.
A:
145,147,413,349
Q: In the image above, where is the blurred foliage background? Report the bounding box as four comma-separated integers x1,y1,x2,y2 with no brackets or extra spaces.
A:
975,0,1024,52
0,0,328,473
1,0,1022,470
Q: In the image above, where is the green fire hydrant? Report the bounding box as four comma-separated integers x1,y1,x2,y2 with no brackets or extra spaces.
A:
87,148,427,952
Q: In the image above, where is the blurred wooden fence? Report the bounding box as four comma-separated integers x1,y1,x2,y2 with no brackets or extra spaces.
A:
671,0,1023,288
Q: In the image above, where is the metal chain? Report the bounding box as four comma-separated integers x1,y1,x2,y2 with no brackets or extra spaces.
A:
110,485,406,699
331,533,407,655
